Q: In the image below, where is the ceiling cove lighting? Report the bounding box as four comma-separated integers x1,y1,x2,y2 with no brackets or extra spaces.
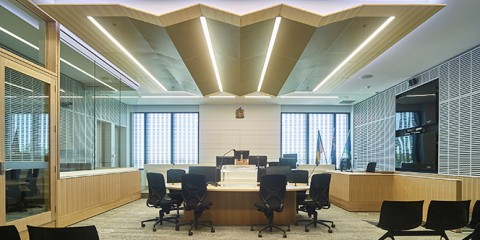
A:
87,16,167,91
257,16,282,92
313,16,396,92
61,58,118,92
209,95,236,99
141,95,202,99
200,16,223,92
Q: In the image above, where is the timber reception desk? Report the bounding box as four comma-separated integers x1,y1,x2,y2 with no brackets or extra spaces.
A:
167,183,309,225
328,170,462,216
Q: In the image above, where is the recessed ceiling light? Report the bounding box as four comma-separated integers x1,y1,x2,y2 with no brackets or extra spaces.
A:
200,16,223,92
313,16,395,92
88,16,167,91
258,17,282,92
359,74,373,79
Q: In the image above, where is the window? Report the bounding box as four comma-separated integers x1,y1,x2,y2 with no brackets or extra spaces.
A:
281,113,350,166
131,112,199,168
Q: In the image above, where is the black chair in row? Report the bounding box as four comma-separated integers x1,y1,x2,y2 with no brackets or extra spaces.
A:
295,173,335,233
251,174,290,238
377,200,471,240
175,173,215,236
141,172,179,232
166,169,186,216
464,200,480,240
0,225,99,240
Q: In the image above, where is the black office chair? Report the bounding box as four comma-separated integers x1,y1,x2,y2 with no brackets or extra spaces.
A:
470,224,480,240
377,200,424,240
423,200,470,240
366,162,377,172
175,174,215,236
141,172,178,232
167,169,186,216
295,173,335,233
27,225,99,240
464,200,480,240
289,170,309,213
0,225,21,240
251,174,290,238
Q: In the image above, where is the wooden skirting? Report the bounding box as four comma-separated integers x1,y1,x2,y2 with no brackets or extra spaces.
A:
57,170,141,227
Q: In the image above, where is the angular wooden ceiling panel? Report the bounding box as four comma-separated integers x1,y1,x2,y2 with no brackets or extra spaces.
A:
38,3,444,98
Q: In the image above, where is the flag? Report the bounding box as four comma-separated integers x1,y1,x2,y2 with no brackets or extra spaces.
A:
330,127,336,165
344,131,351,160
11,128,20,153
315,130,324,166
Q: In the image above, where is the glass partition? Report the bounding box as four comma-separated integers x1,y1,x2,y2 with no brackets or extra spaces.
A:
4,67,50,222
0,0,46,66
59,37,131,172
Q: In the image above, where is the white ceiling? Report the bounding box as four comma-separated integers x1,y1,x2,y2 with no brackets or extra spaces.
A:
34,0,480,106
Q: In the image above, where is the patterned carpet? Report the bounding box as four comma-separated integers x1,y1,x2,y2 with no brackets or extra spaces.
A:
74,199,472,240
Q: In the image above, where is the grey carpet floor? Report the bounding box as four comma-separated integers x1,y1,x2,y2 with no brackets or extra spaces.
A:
74,199,472,240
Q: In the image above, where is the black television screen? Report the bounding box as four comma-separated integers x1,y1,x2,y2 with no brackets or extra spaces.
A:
395,131,437,172
188,166,217,183
395,79,438,130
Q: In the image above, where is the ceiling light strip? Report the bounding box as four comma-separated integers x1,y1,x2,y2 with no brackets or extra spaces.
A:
313,16,396,92
208,95,235,99
200,16,223,92
279,95,339,99
141,95,202,99
244,96,271,99
257,17,282,92
87,16,167,91
61,58,118,92
0,26,39,50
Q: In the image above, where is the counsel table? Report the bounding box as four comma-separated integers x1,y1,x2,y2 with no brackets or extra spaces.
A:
167,183,309,225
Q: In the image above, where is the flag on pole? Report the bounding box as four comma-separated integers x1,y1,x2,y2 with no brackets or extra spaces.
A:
315,130,324,166
330,127,336,165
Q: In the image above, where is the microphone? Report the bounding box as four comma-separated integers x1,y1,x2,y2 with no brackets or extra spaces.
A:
219,149,235,182
171,163,176,185
308,162,319,183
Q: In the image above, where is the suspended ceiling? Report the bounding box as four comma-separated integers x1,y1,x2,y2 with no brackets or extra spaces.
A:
36,2,446,104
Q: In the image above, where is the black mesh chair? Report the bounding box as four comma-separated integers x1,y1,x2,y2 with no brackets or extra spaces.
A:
470,224,480,240
377,200,424,240
0,225,21,240
141,172,178,231
423,200,470,240
366,162,377,172
167,169,186,216
289,170,309,213
175,174,215,236
27,225,99,240
295,173,335,233
250,174,290,238
464,200,480,240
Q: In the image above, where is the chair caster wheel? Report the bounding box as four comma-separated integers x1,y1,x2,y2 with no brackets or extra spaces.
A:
332,224,336,228
258,233,262,238
175,226,179,231
305,228,309,232
250,227,254,231
283,233,287,238
287,227,291,232
141,223,145,228
188,232,193,236
211,229,215,233
328,229,333,233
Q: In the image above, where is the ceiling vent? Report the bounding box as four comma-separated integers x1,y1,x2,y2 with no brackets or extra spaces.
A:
339,100,355,104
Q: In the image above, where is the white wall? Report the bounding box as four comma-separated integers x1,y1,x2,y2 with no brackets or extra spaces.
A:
200,105,281,165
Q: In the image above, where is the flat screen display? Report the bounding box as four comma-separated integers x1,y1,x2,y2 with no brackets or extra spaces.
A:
395,131,437,172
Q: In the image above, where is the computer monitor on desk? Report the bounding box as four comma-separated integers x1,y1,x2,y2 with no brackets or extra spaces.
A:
249,155,267,167
216,156,235,167
266,166,292,182
188,166,218,184
279,157,297,169
234,150,249,160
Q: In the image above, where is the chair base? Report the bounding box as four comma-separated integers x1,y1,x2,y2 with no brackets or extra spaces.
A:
141,212,178,232
251,223,290,238
378,230,449,240
295,218,335,233
175,220,215,236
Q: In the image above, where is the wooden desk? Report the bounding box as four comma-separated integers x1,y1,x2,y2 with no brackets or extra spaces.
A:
167,183,308,225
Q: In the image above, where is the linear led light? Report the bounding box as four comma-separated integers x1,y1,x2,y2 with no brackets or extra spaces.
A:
0,26,39,50
61,58,118,92
60,89,66,93
208,95,236,99
5,81,33,92
93,96,139,99
0,25,119,92
87,16,167,91
279,95,339,99
141,95,202,99
200,16,223,92
257,17,282,92
313,16,396,92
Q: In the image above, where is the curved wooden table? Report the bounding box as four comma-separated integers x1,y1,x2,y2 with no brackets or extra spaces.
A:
167,183,309,225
